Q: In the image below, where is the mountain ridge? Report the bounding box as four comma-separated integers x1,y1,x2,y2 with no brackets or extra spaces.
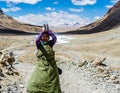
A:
0,9,42,34
61,0,120,34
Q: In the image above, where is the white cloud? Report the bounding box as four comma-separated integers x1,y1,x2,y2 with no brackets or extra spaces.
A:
2,0,42,4
53,1,59,4
94,16,101,20
14,11,90,27
106,0,119,9
1,7,21,12
71,0,96,6
111,0,119,3
105,5,113,9
45,7,55,11
69,8,84,12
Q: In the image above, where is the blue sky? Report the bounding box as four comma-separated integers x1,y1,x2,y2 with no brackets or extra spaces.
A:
0,0,119,27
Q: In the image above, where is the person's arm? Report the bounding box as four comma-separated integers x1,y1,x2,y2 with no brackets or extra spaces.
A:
48,30,57,47
36,31,44,49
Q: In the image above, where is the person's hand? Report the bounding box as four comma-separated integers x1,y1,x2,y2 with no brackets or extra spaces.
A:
48,30,53,35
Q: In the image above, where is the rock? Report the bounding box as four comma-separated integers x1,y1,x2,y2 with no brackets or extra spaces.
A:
102,74,109,78
93,73,103,78
0,51,8,66
78,60,87,67
91,57,106,67
7,52,15,68
109,75,117,80
112,79,119,84
93,73,109,78
103,69,109,75
0,70,4,77
19,84,24,88
0,66,2,73
13,70,20,76
0,85,2,89
115,85,120,90
96,66,105,73
0,51,2,56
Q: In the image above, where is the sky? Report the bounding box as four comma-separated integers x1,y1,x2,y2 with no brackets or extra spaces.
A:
0,0,119,27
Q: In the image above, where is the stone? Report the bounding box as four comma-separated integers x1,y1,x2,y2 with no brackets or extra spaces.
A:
0,51,8,65
109,75,117,80
96,66,105,73
112,80,119,84
78,60,87,67
19,84,24,88
91,57,106,67
6,52,15,68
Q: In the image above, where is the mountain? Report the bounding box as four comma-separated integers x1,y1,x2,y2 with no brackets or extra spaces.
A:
57,23,70,27
73,22,81,27
62,0,120,34
0,9,42,35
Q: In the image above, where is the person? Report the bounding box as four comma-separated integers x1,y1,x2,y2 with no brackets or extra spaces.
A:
27,24,61,93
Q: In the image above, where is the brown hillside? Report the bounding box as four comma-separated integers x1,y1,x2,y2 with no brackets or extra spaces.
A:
0,10,42,34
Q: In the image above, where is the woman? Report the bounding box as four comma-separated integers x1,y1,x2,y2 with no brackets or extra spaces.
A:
27,25,61,93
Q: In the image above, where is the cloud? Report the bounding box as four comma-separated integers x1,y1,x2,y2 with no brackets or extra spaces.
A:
105,5,113,9
1,7,21,12
94,16,101,20
14,11,90,27
69,8,84,12
2,0,42,4
45,7,55,11
53,1,59,4
110,0,119,3
71,0,96,6
105,0,117,9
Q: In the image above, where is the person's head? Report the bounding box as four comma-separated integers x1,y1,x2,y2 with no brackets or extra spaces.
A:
41,31,50,42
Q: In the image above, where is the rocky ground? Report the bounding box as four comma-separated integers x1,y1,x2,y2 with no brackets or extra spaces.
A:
0,27,120,93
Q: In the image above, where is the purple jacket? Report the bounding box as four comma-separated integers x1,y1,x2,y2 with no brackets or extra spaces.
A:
36,30,57,49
